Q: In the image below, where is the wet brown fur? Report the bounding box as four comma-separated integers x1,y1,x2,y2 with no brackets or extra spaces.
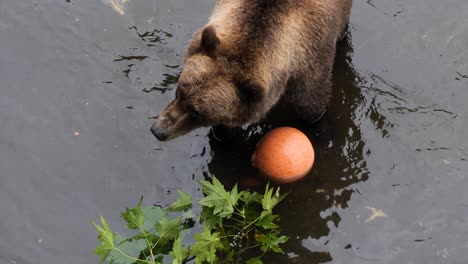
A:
152,0,352,141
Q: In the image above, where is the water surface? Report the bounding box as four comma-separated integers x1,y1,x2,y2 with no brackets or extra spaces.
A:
0,0,467,263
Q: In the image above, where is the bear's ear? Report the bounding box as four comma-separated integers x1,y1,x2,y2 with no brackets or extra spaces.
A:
237,80,265,103
200,25,220,53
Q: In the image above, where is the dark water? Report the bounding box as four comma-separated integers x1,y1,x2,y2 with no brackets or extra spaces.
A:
1,0,467,263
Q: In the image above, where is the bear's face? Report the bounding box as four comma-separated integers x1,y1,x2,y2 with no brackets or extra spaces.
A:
151,26,264,141
151,58,240,141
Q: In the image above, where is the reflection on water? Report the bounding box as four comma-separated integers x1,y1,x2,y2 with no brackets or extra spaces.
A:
264,34,371,263
205,34,375,263
111,24,181,95
103,0,129,15
129,26,173,46
1,0,468,263
114,55,148,62
143,71,181,94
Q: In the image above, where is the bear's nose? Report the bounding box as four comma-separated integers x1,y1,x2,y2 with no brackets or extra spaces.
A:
151,124,168,141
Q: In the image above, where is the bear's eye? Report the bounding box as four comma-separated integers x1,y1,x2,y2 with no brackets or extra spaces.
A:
189,108,203,120
176,89,183,99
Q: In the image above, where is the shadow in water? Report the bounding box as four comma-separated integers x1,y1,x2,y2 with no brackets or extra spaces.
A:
142,70,181,94
206,34,374,263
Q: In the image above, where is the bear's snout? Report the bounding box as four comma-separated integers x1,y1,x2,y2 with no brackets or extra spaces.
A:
151,123,169,141
151,99,199,141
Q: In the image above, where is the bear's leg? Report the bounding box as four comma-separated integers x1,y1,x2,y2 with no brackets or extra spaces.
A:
211,125,245,142
338,0,352,42
282,76,332,124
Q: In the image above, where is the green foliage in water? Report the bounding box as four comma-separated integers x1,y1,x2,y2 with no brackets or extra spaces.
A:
94,177,288,264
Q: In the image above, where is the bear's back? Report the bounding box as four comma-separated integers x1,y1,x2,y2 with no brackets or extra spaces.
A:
204,0,351,87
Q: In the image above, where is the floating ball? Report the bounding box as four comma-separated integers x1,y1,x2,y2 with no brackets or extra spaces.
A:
251,127,314,183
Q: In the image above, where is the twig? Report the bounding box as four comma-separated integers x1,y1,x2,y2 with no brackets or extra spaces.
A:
457,72,468,79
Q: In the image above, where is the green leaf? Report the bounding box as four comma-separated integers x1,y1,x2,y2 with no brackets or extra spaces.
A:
95,177,289,264
108,235,147,264
230,184,240,207
255,231,288,253
167,190,192,212
245,205,262,223
94,219,147,264
121,197,144,230
169,236,189,264
239,191,263,204
199,177,234,217
246,257,263,264
94,216,115,262
141,206,165,231
255,211,279,230
191,227,224,264
200,206,223,229
155,214,183,241
224,249,235,263
262,184,284,212
128,232,158,244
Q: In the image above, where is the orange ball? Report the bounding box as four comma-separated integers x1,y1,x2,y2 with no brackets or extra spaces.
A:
251,127,315,183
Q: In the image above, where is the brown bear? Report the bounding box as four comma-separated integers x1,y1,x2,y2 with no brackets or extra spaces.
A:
151,0,352,141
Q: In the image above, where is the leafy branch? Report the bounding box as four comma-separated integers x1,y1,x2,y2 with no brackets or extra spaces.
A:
94,176,288,264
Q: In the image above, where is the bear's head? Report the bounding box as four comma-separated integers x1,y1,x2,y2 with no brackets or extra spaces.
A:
151,26,264,141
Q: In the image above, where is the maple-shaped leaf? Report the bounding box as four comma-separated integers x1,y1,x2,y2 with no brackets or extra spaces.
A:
94,216,116,263
169,235,189,264
167,190,192,212
200,206,223,229
191,227,224,264
199,177,234,217
121,197,166,232
223,249,235,263
128,232,158,244
107,234,147,264
239,191,263,204
121,197,144,230
262,184,285,212
229,184,240,207
140,206,165,232
155,214,183,241
255,211,279,230
244,205,262,223
255,230,288,253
